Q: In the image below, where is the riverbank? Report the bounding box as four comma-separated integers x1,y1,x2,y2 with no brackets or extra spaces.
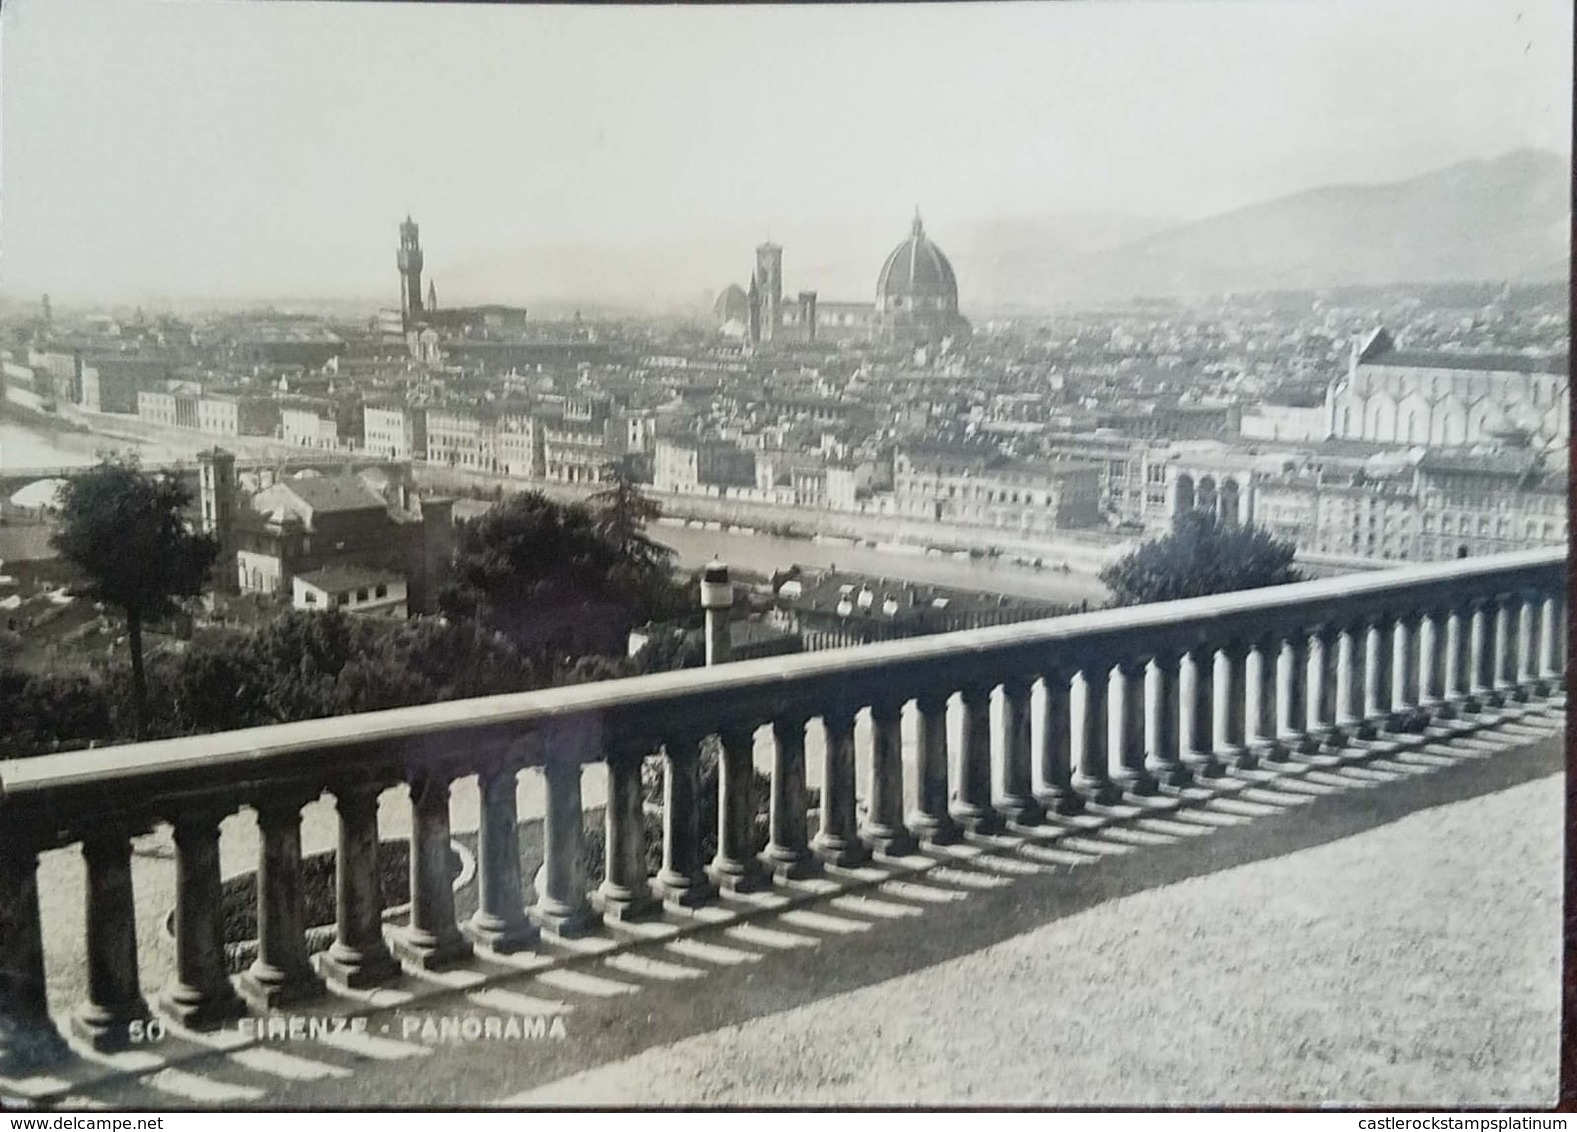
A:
417,463,1135,571
6,410,1131,575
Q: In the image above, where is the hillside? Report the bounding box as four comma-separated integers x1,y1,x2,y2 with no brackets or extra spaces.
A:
1062,149,1570,303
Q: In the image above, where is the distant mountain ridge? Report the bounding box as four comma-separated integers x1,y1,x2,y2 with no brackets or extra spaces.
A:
23,150,1567,315
1058,149,1571,304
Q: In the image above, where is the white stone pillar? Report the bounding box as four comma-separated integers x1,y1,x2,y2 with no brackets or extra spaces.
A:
1417,610,1442,709
394,774,474,965
999,678,1045,824
1071,665,1120,805
470,765,541,945
1213,644,1252,768
1467,601,1492,708
0,832,62,1072
162,809,247,1028
953,683,1004,833
765,714,822,875
1491,596,1515,703
73,833,152,1049
1034,670,1084,814
1302,629,1331,748
533,758,594,937
1335,624,1363,734
1180,646,1220,777
1109,659,1157,796
710,724,768,892
1539,593,1564,686
596,748,658,922
239,799,327,1009
1441,607,1466,711
321,782,400,988
656,735,715,907
1144,650,1190,787
814,707,872,866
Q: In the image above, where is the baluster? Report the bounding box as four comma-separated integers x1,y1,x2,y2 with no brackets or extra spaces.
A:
1244,635,1278,759
467,764,540,947
1034,669,1084,813
1550,593,1568,681
320,782,400,988
1144,650,1190,787
1515,591,1539,697
711,724,768,892
72,832,151,1049
1180,645,1220,777
1360,616,1392,738
1387,614,1416,729
1466,599,1492,711
814,706,871,866
910,691,963,841
239,797,326,1008
1417,609,1443,712
1439,605,1466,716
596,744,658,922
1334,622,1363,738
1109,659,1156,795
0,831,63,1071
1538,592,1563,692
1214,643,1253,768
999,678,1045,824
655,735,715,907
1301,627,1332,750
392,772,472,967
764,714,821,877
533,758,594,936
866,698,920,853
1273,629,1306,759
1490,595,1514,705
952,682,1003,833
161,809,246,1027
1072,663,1120,804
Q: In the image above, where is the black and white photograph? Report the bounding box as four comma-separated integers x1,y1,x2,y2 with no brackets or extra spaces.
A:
0,0,1569,1113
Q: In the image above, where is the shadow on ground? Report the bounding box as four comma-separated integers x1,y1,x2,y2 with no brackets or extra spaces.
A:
261,726,1563,1109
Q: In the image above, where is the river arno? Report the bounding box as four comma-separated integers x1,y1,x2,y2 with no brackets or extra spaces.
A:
1,416,1110,603
651,520,1108,604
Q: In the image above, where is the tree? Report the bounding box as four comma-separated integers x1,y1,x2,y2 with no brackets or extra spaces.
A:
588,454,673,573
1099,510,1301,607
51,456,218,736
440,489,686,658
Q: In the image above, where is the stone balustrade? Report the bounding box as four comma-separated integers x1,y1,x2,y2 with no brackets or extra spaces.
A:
0,548,1564,1069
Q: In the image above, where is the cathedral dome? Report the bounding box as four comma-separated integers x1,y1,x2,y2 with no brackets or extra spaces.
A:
714,283,748,323
876,214,959,313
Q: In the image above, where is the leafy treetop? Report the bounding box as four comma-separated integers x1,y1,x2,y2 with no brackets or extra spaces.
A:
1098,510,1301,607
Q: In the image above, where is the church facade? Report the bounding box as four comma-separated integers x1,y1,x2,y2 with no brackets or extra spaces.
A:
1325,327,1569,449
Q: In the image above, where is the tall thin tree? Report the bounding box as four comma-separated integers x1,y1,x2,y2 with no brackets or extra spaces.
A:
51,456,218,737
589,454,674,571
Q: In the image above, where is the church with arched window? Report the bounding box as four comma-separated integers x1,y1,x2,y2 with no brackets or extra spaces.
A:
1324,327,1568,450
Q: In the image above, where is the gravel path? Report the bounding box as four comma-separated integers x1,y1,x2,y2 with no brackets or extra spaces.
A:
511,774,1563,1108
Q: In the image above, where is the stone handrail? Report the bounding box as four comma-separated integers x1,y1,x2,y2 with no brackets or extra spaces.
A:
0,546,1565,1062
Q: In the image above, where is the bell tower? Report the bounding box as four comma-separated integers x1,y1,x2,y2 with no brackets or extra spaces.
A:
754,242,782,342
198,447,238,594
397,216,425,324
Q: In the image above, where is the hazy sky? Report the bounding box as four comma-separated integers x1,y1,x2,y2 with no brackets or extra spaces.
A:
1,0,1570,307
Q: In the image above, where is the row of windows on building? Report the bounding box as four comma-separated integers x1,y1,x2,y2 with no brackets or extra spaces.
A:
302,583,390,607
900,481,1058,506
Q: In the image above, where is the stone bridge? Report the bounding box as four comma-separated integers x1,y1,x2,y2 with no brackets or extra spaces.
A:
0,456,396,504
0,547,1564,1105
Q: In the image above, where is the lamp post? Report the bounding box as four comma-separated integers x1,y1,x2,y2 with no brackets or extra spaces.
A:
701,558,732,667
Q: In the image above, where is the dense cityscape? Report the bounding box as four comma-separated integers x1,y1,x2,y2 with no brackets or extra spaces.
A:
0,0,1568,1114
2,212,1567,602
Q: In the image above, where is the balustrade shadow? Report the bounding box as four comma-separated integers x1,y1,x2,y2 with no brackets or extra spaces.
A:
0,548,1564,1106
